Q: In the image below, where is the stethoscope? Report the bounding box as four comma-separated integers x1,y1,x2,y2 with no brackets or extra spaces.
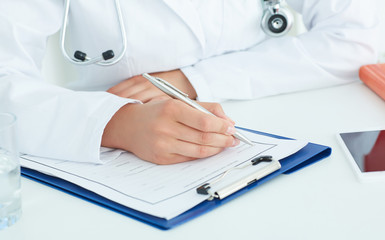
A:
60,0,293,66
60,0,127,66
261,0,293,37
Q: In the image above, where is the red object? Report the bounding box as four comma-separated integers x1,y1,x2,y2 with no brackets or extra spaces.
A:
364,131,385,172
359,64,385,101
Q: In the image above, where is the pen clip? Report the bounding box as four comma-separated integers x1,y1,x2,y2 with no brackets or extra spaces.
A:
155,77,189,97
196,155,277,200
251,155,273,165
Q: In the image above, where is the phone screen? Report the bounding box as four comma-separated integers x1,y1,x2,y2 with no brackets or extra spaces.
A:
339,130,385,173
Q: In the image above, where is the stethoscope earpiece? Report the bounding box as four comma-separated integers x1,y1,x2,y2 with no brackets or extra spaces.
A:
74,51,87,61
60,0,126,66
74,50,115,62
261,0,293,37
102,50,115,61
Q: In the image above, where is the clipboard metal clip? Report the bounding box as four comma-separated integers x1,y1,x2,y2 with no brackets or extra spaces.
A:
196,155,280,200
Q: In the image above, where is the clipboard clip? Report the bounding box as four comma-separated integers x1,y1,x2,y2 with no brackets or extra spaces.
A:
196,155,279,200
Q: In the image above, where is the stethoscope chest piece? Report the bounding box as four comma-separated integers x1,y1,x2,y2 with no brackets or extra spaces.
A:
261,0,293,37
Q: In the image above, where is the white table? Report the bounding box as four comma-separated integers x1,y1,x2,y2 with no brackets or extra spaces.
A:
2,82,385,240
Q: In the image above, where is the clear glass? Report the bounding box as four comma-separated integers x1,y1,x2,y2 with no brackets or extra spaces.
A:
0,113,21,230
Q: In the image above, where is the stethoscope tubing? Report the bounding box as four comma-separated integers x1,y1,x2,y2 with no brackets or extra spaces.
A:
60,0,291,66
60,0,127,66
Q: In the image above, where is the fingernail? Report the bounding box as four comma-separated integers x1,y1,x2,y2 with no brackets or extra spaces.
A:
232,139,240,147
226,126,236,135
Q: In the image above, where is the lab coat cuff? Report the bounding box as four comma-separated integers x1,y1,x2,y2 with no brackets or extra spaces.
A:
180,66,216,102
95,96,142,164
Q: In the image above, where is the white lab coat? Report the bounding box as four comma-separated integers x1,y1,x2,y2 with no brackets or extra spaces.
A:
0,0,379,163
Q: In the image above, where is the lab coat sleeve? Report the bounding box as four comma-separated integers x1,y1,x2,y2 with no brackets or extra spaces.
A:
181,0,380,102
0,1,136,163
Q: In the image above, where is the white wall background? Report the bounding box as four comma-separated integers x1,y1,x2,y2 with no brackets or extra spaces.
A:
42,5,385,84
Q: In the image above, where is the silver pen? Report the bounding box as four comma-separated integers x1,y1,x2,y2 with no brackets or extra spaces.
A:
142,73,254,146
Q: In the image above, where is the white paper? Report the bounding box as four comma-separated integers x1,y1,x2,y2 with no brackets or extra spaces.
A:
20,129,307,219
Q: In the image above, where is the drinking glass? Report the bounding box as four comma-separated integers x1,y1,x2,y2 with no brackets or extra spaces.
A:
0,113,21,230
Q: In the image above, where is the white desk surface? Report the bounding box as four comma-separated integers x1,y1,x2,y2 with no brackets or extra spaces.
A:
2,82,385,240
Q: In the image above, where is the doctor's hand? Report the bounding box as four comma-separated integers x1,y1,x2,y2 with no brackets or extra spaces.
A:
101,99,239,165
107,69,197,103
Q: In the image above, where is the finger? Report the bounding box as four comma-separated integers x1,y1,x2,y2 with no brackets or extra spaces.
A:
115,84,149,98
172,101,235,135
107,80,136,94
129,88,168,103
171,140,225,159
148,95,172,103
154,154,196,165
108,75,150,95
174,122,237,148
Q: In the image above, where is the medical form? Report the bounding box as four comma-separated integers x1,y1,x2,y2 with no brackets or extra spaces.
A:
20,129,307,219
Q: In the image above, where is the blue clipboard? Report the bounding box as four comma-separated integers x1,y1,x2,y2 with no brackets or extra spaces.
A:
21,128,331,230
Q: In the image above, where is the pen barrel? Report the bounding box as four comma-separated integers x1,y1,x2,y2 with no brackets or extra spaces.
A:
182,98,214,115
233,131,254,145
